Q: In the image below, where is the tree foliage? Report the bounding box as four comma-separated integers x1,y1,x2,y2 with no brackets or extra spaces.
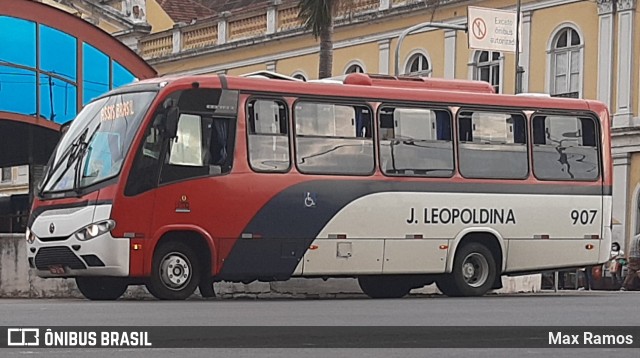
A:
297,0,340,79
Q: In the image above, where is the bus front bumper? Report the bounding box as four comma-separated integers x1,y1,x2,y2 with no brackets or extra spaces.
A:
27,233,130,278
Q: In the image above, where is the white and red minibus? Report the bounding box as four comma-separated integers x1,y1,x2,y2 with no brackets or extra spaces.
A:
26,73,612,300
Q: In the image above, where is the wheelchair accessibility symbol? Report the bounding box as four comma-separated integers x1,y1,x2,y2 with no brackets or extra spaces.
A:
304,192,317,208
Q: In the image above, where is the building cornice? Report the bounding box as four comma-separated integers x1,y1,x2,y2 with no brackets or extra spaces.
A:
616,0,636,11
597,0,615,14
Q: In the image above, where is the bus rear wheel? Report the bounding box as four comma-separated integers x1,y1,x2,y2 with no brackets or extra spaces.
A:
358,276,413,299
146,242,201,300
437,242,497,297
76,277,128,300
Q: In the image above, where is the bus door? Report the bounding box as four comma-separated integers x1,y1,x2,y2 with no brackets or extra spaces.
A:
121,88,238,276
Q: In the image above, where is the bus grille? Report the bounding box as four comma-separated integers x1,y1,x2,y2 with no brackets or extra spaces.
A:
39,236,69,242
34,247,87,270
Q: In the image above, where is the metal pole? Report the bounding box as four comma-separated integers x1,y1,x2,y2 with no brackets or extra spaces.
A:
394,22,467,76
514,0,522,94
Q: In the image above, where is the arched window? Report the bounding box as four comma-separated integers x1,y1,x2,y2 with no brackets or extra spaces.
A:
550,27,582,98
405,53,431,77
473,50,501,93
292,73,307,82
345,63,364,74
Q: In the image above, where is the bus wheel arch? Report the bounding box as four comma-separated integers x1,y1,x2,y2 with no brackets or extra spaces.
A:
147,230,214,300
439,232,504,297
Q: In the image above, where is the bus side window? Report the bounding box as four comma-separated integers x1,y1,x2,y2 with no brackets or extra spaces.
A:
378,105,453,177
247,99,290,172
532,115,599,181
294,101,374,175
457,110,528,179
160,113,233,183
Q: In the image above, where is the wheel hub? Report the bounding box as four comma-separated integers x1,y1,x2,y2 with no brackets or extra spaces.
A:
160,254,191,290
461,253,489,288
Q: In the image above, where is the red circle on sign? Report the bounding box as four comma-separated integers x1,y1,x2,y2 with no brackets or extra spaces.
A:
472,18,487,40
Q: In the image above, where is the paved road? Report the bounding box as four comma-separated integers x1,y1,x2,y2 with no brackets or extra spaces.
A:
2,291,639,357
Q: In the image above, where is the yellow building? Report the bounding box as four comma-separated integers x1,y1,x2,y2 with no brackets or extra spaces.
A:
24,0,640,252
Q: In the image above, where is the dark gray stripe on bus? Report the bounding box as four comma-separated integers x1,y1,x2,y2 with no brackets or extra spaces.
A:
217,180,609,281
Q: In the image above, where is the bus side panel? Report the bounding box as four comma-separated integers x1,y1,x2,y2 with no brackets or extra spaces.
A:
217,180,603,280
505,194,602,272
600,194,613,264
302,239,384,275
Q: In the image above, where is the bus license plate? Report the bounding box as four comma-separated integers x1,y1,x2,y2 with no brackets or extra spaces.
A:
49,265,65,275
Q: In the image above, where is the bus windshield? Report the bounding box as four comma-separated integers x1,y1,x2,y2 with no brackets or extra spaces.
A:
40,91,156,194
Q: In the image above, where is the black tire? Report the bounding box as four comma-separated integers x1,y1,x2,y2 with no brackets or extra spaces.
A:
146,241,200,300
199,277,216,298
76,277,128,300
436,276,461,297
358,276,413,299
438,242,497,297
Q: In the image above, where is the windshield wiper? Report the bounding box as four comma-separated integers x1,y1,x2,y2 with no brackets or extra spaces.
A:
39,127,89,193
73,123,102,193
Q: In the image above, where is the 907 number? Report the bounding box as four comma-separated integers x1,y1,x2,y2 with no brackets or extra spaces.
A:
571,210,597,225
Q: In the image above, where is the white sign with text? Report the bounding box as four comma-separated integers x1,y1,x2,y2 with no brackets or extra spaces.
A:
467,6,521,53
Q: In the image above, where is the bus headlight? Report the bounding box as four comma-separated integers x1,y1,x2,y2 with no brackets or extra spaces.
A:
26,227,37,244
74,220,116,241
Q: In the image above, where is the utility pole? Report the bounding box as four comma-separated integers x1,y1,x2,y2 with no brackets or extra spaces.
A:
514,0,524,94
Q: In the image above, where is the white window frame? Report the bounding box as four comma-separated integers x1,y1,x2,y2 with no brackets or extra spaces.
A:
546,23,584,99
291,70,308,82
468,50,504,94
403,49,432,77
344,60,366,74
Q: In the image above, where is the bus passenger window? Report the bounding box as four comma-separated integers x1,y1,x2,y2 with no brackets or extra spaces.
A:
294,101,374,175
457,110,528,179
532,115,599,181
247,99,290,172
378,106,453,177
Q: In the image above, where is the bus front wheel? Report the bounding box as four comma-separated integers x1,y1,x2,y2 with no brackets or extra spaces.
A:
76,277,128,300
146,241,201,300
437,242,497,297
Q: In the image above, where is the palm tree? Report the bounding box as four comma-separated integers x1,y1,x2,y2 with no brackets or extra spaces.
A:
298,0,340,79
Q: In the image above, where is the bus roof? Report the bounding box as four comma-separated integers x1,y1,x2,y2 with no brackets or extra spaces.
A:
342,73,496,94
134,73,609,123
